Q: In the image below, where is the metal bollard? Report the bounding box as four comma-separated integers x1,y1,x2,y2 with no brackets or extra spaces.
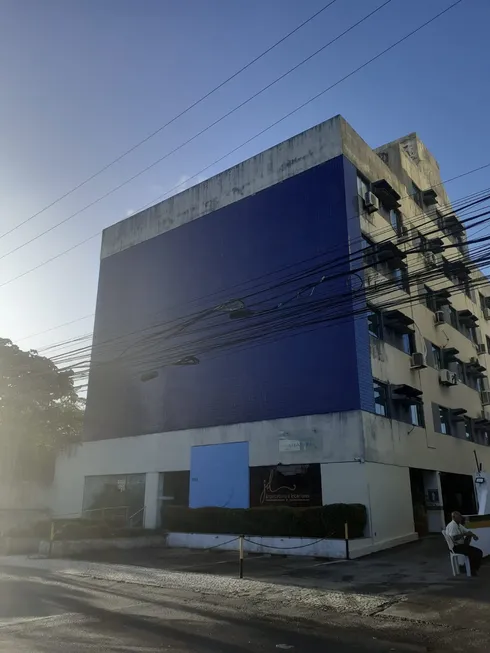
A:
239,535,244,579
344,522,350,560
49,521,55,558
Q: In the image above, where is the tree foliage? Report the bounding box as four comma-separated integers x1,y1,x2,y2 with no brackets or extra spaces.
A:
0,338,84,484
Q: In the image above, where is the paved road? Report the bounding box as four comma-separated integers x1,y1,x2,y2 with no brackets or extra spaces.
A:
0,565,425,652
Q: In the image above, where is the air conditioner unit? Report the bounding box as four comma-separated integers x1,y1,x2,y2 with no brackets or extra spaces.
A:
481,391,490,406
434,310,445,326
425,252,437,268
439,369,457,386
484,306,490,320
410,352,426,369
476,343,487,355
364,191,379,214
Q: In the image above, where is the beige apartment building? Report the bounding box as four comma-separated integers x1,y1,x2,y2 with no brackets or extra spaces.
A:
51,116,490,553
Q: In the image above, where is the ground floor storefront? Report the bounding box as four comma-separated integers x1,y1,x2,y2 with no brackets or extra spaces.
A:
50,410,490,553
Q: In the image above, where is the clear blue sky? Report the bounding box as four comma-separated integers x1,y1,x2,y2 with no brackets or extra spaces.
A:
0,0,488,354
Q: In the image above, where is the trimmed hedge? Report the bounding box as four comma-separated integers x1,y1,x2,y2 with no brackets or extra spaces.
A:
162,503,366,539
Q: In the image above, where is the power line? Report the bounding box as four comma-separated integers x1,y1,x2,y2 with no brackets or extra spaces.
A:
25,181,490,351
0,0,341,243
15,218,490,391
0,0,392,264
0,0,468,293
34,197,490,379
15,314,95,343
32,192,490,373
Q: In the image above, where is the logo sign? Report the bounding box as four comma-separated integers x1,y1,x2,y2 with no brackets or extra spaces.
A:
250,464,322,508
279,439,301,453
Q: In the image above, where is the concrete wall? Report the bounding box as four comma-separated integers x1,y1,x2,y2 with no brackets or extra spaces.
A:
343,115,490,469
50,115,490,555
166,532,348,558
321,460,415,545
321,462,367,505
365,462,414,544
101,116,343,258
52,411,365,518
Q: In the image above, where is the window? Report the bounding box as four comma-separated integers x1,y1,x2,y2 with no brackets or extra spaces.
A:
439,406,451,435
374,380,389,417
367,307,382,338
417,231,428,252
436,210,445,232
377,201,402,235
378,199,390,222
431,344,442,370
390,209,403,235
425,286,436,312
411,180,424,208
455,360,466,384
402,332,416,355
464,417,474,442
357,175,369,199
449,305,458,330
486,336,490,354
393,263,410,293
480,293,487,314
362,235,377,268
410,402,425,427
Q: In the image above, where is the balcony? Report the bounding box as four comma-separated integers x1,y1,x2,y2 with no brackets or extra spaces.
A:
458,309,478,329
422,188,438,206
372,179,401,209
382,309,414,335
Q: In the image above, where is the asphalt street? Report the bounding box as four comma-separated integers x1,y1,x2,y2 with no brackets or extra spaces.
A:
0,563,432,653
0,550,488,652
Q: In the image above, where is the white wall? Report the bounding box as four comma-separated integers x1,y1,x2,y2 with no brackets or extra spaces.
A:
362,412,490,474
52,411,364,518
365,462,415,544
321,462,367,505
322,460,416,545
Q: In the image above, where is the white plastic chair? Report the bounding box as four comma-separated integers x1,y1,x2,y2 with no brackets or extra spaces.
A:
442,530,471,577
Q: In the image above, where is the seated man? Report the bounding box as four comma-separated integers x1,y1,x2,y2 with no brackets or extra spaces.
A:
446,511,483,576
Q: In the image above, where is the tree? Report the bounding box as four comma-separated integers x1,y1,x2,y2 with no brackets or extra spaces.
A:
0,338,84,485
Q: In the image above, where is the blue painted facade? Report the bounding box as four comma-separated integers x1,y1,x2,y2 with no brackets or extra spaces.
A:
344,158,376,414
84,154,372,440
189,442,250,508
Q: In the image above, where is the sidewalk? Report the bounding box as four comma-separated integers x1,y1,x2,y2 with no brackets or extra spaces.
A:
60,534,462,594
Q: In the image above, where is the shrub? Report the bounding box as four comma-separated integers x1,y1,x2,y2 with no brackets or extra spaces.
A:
162,503,366,539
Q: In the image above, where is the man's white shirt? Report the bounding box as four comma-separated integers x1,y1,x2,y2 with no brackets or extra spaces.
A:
446,520,469,546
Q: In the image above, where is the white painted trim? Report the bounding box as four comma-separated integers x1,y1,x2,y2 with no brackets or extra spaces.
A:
166,532,348,558
166,531,418,559
348,532,419,559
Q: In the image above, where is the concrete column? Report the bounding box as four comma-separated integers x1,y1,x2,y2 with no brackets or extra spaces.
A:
143,472,161,529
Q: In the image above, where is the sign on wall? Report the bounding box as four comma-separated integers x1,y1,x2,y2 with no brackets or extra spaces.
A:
250,464,322,508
